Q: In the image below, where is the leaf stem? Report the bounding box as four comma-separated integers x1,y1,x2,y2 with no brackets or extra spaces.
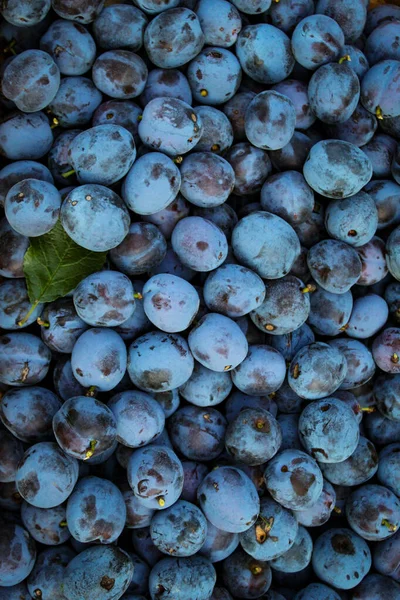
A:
18,301,40,327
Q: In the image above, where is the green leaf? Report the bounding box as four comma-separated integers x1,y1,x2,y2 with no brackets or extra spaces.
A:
19,221,107,326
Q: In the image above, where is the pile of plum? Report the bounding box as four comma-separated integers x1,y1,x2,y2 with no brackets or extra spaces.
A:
2,0,400,599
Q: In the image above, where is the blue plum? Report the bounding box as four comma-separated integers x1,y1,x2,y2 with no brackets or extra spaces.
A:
298,397,359,463
204,264,265,318
92,100,142,141
315,0,367,43
378,443,400,496
232,211,300,279
307,239,362,294
0,430,24,483
92,50,148,99
40,19,96,75
365,20,400,65
0,386,61,443
5,178,61,237
168,405,226,460
16,442,79,508
0,160,54,208
288,342,347,400
200,520,238,563
322,434,376,486
71,328,127,392
267,324,315,362
39,298,88,353
0,279,43,330
149,556,216,600
271,79,316,130
127,445,184,510
0,524,36,586
188,313,248,372
73,270,136,327
197,466,260,533
309,63,360,124
49,76,102,127
194,106,233,153
142,274,199,333
144,8,204,69
222,547,271,599
195,0,241,47
180,152,235,207
2,49,60,112
61,184,130,252
346,294,388,339
351,574,400,600
239,495,298,561
264,449,323,510
140,69,192,107
27,545,75,600
139,97,203,156
303,140,373,199
53,357,85,401
261,171,314,226
21,502,70,545
325,103,378,147
172,216,228,272
356,236,388,285
325,192,378,247
226,143,272,195
250,276,310,335
329,338,375,389
312,528,371,590
1,0,50,26
268,0,314,34
308,285,353,336
231,345,286,395
66,476,126,543
150,500,207,556
346,484,400,541
108,390,165,448
68,125,136,186
0,333,51,387
295,478,336,527
48,129,81,184
223,92,255,141
181,461,209,503
225,407,281,465
270,526,312,573
236,24,294,84
128,330,193,392
361,60,400,119
53,396,117,460
291,15,345,70
0,112,53,160
123,152,180,216
373,529,400,582
62,546,134,600
187,47,241,105
143,196,190,240
93,5,147,51
245,90,296,150
179,363,232,407
110,223,167,276
123,488,155,529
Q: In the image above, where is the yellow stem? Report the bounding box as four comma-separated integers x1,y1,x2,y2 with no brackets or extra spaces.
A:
18,301,40,327
61,169,76,178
